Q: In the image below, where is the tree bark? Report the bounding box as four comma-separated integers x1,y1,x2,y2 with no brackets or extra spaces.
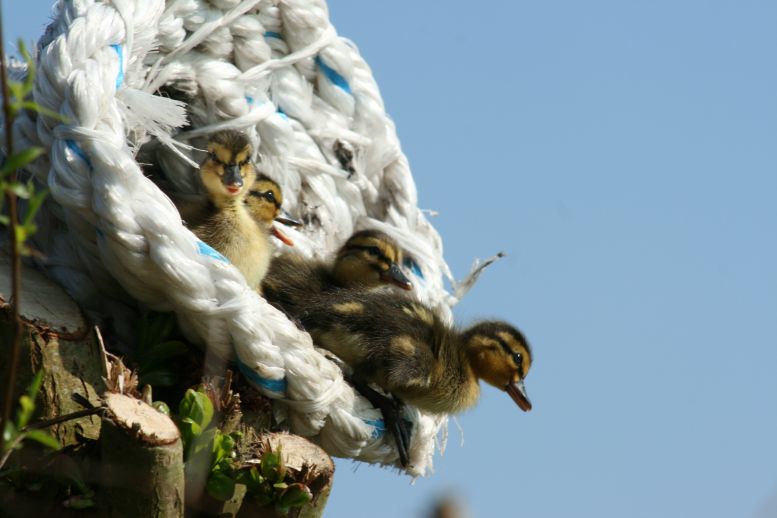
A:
0,256,104,446
99,392,184,517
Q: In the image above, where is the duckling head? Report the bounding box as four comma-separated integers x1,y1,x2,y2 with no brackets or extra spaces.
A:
200,130,256,206
246,175,300,246
463,321,533,411
332,230,413,290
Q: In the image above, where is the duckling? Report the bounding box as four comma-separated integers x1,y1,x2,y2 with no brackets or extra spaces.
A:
244,176,301,247
298,289,532,466
192,130,288,287
261,230,413,319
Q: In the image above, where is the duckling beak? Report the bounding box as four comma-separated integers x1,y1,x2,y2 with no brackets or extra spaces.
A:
381,263,413,290
223,164,243,193
506,380,532,411
271,225,295,247
275,210,303,228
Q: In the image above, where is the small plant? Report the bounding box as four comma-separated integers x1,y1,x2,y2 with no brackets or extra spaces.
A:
176,387,312,513
236,443,312,514
0,371,60,470
178,388,242,500
0,36,64,448
136,311,191,387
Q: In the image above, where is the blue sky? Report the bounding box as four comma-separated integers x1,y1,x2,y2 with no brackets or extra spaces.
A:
7,1,777,516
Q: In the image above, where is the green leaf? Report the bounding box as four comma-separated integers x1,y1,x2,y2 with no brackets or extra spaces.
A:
178,389,213,430
178,417,201,455
19,101,67,121
22,188,47,227
17,40,34,88
14,225,28,246
188,427,216,460
0,147,43,178
152,401,171,416
3,420,17,444
139,340,189,370
63,496,96,509
260,451,281,481
7,182,30,199
272,482,288,490
23,430,61,451
7,81,25,104
212,431,236,468
207,473,236,501
16,371,44,428
277,483,312,513
0,215,9,226
138,312,177,351
236,467,265,493
206,471,236,501
16,395,34,429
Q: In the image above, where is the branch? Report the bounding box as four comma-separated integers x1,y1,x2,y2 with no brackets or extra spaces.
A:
0,2,25,435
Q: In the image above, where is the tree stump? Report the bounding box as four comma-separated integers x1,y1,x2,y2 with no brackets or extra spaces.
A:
100,392,184,517
0,255,104,446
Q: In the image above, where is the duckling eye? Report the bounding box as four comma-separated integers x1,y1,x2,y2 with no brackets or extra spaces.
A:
208,152,220,163
262,191,277,204
512,352,523,368
367,246,381,257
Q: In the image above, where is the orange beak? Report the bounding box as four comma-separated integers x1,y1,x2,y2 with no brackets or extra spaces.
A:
271,225,294,247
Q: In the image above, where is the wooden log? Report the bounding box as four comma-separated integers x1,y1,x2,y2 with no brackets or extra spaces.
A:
99,392,184,517
0,256,104,446
237,433,334,518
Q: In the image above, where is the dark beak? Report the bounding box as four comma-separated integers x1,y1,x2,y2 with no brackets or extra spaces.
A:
223,164,243,190
381,263,413,290
274,210,303,228
506,379,532,411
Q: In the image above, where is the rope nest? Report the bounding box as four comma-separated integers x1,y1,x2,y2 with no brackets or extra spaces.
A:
10,0,483,477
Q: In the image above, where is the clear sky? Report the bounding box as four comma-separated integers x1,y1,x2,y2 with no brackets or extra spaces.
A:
7,1,777,517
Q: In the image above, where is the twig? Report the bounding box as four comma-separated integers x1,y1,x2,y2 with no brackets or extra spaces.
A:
0,406,105,470
0,435,23,470
25,407,106,431
0,2,25,435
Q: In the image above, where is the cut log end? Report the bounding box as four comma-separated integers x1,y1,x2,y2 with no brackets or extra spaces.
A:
0,253,88,340
103,392,180,446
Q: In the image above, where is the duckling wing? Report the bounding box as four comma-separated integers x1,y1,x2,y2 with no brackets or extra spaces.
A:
300,290,438,396
263,255,332,318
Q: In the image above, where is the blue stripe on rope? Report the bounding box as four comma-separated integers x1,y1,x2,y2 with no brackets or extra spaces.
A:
196,240,229,263
404,258,424,280
276,106,288,119
363,418,386,439
264,31,283,40
245,95,254,105
65,140,92,169
315,55,352,95
236,358,288,394
110,44,124,89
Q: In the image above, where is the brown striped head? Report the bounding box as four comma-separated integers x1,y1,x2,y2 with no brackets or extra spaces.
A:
200,130,256,206
463,321,533,411
332,230,413,290
245,175,299,247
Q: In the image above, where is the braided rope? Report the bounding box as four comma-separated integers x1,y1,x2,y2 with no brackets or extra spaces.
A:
11,0,466,476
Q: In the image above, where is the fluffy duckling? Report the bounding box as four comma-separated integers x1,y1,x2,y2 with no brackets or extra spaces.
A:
299,289,532,465
192,130,289,287
244,176,301,247
261,230,413,319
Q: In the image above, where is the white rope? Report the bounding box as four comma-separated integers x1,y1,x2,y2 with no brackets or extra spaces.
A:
8,0,495,477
